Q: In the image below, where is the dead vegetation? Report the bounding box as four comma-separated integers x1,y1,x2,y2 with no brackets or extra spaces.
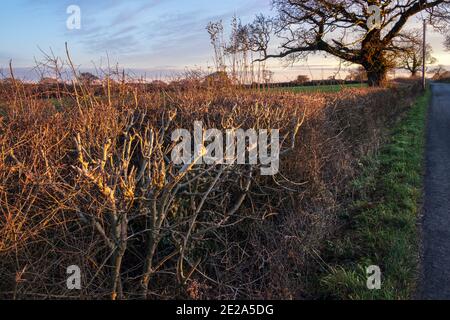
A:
0,66,421,299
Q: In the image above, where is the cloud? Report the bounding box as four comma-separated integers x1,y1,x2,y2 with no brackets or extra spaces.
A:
109,1,162,27
60,1,165,55
80,34,140,54
7,0,274,70
0,51,28,67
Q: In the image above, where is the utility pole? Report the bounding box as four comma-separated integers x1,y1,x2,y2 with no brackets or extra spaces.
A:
422,19,427,90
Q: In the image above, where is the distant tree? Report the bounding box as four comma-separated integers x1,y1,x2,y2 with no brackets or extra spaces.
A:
346,66,367,82
0,77,22,85
395,29,437,77
149,80,168,90
430,65,444,79
251,0,450,86
204,71,232,87
39,77,60,85
431,65,450,80
79,72,100,85
294,75,309,84
169,77,202,90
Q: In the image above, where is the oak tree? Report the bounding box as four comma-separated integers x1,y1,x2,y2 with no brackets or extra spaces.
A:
255,0,450,86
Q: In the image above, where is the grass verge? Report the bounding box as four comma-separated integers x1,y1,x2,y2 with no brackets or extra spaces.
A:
317,89,431,299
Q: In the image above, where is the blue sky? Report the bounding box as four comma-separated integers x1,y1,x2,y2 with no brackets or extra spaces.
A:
0,0,448,81
0,0,270,69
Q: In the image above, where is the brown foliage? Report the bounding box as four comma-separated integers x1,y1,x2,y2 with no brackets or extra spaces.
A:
0,79,418,299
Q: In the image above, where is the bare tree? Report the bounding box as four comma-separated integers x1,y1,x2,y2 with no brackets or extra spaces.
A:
206,21,226,72
293,75,310,84
207,16,275,85
253,0,450,86
248,15,273,59
225,16,254,84
445,34,450,50
431,64,450,79
346,66,368,82
395,29,437,77
79,72,100,85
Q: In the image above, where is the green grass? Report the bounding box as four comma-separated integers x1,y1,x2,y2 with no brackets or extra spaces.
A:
276,83,367,93
317,89,430,299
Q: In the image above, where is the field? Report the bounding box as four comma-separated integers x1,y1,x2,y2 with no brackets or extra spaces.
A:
0,79,424,299
277,83,367,93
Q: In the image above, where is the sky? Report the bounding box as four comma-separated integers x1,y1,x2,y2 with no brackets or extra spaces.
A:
0,0,449,82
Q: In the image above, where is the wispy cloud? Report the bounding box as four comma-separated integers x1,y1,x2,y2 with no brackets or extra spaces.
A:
46,0,262,69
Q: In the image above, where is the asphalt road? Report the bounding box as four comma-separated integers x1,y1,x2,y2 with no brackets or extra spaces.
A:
420,83,450,299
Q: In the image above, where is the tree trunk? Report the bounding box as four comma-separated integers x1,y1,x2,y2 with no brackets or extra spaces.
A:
366,70,387,87
365,62,388,87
